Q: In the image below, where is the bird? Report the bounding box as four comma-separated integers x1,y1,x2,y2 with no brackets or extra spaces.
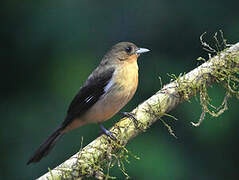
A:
27,42,150,165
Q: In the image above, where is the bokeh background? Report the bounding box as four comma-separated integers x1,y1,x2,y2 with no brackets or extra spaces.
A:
1,0,239,179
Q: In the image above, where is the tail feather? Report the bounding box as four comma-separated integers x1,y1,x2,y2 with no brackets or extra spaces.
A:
27,127,63,165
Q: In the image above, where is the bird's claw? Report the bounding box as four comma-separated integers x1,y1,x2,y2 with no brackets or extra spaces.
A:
99,124,116,140
120,112,137,121
120,111,138,127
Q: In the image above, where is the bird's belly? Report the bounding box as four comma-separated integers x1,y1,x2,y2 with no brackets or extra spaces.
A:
81,88,135,123
63,80,137,132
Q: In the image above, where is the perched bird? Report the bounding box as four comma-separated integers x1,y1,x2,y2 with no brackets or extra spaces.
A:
27,42,150,165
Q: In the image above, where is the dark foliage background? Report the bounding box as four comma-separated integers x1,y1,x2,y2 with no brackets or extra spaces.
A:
1,0,239,179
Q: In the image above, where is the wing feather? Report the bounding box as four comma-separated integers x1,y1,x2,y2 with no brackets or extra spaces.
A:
61,67,115,128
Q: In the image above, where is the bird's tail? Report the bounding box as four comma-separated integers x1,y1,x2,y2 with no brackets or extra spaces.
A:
27,127,63,165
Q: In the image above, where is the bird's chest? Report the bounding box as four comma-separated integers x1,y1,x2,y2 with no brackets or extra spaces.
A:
113,61,139,100
100,62,138,114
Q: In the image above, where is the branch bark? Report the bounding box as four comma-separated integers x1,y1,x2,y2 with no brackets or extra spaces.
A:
38,42,239,180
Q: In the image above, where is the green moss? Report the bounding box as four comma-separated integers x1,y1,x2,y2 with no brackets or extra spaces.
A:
48,135,140,179
172,31,239,126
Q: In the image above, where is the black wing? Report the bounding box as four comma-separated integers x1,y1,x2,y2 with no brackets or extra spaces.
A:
61,67,115,128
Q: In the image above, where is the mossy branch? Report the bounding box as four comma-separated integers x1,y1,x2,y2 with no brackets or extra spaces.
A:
37,42,239,180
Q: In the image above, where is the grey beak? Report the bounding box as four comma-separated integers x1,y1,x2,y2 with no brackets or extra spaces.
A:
136,48,150,54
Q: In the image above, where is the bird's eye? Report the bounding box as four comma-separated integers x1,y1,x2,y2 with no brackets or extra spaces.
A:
125,46,132,53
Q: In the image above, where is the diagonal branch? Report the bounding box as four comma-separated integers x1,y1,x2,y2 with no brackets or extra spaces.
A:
38,42,239,180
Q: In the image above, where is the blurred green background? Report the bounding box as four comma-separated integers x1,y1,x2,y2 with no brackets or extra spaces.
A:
1,0,239,179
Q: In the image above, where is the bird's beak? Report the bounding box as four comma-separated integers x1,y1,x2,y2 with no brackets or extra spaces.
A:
136,48,150,54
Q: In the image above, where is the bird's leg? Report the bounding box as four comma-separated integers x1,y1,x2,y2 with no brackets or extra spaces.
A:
99,124,116,140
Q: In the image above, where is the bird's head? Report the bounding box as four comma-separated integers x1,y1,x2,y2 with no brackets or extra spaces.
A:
102,42,150,64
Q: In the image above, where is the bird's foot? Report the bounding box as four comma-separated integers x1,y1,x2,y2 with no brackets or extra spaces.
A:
120,112,137,121
120,111,138,127
99,124,116,140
